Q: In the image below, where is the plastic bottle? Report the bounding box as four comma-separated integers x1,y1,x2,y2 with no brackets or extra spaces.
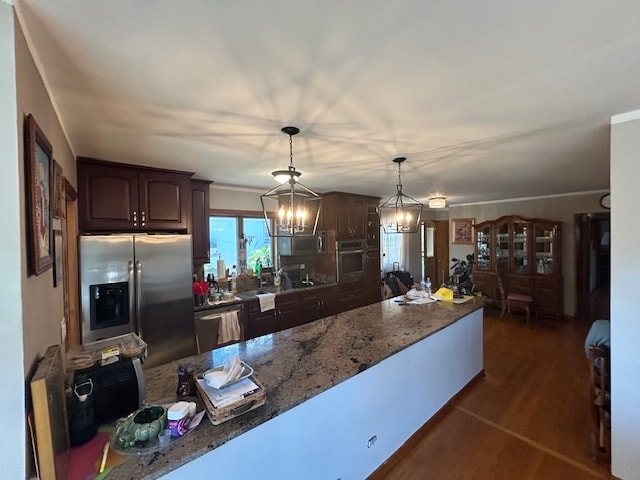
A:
425,277,432,296
231,265,237,292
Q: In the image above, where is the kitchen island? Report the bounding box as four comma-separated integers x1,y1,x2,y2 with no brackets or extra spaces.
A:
109,297,484,479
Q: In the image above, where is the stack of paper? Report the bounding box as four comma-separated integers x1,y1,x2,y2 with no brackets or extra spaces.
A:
196,377,260,408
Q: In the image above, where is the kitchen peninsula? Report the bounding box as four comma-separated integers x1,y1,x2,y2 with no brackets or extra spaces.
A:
109,297,484,479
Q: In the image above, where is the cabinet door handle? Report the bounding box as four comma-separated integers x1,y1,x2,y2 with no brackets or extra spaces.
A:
133,211,138,227
141,211,146,227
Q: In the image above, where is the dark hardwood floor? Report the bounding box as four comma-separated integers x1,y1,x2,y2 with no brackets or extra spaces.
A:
370,310,611,480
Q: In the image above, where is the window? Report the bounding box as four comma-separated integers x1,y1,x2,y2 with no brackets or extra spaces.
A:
381,225,406,273
204,215,273,278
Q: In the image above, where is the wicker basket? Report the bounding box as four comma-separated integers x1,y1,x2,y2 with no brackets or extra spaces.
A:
195,374,266,425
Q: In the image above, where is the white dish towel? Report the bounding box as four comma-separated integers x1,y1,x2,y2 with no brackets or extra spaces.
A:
218,311,241,344
256,292,276,312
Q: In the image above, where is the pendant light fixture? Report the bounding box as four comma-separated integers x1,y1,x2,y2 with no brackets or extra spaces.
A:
260,126,322,237
379,157,423,234
428,196,447,209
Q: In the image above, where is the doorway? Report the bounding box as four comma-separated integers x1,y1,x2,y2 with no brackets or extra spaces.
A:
575,212,610,322
423,220,449,287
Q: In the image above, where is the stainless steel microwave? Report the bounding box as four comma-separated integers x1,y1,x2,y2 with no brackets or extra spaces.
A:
278,231,327,256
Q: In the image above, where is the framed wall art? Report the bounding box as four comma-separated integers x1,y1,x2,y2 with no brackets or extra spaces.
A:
24,113,54,275
452,218,474,244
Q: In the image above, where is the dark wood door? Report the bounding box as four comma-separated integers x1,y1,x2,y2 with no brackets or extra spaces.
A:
575,212,610,322
139,170,190,231
245,300,278,339
337,195,367,239
78,160,139,231
434,220,449,286
190,180,212,264
337,281,366,311
276,292,302,330
302,287,337,322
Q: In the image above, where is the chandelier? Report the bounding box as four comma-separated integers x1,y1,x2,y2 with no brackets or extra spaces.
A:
260,126,322,237
379,157,423,234
428,196,447,209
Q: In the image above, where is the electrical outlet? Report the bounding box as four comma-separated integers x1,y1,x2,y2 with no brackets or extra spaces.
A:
300,263,305,270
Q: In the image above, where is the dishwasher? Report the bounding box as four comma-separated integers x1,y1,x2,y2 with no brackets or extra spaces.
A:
194,303,244,353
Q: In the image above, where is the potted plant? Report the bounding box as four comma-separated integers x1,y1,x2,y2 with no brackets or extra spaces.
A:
450,254,475,294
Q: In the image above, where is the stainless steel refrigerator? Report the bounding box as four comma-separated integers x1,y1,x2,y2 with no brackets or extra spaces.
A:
79,234,195,368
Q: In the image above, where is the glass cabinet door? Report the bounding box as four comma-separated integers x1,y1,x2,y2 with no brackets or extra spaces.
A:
495,221,509,269
475,224,492,272
534,222,557,275
511,220,530,273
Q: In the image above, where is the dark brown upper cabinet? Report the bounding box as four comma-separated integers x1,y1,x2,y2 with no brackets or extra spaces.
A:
77,157,193,233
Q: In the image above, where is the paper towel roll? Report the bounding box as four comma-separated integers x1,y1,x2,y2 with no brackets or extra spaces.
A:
217,258,225,280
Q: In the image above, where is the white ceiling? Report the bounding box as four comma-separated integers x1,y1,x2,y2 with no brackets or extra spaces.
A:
13,0,640,205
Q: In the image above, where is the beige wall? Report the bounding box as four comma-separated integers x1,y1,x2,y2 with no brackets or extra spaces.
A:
15,7,76,376
2,7,78,477
210,184,266,211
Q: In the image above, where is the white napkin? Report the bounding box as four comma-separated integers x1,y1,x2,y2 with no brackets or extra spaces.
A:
204,356,244,389
256,292,275,312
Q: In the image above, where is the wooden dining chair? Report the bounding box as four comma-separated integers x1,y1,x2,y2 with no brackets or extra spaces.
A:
588,345,610,458
495,263,535,327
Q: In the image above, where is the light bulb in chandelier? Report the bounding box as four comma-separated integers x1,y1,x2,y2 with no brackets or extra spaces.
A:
276,204,309,232
395,210,413,224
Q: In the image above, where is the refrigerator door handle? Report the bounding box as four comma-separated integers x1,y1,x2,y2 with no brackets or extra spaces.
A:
128,260,136,332
135,260,143,338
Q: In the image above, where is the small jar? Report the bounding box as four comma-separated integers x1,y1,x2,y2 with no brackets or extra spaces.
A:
167,401,190,437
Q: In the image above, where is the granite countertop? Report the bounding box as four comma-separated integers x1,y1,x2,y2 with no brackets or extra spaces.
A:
109,297,483,479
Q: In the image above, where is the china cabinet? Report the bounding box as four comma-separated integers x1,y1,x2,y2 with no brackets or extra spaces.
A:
474,215,562,319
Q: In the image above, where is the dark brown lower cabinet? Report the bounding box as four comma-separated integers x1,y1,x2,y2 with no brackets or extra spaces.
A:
245,300,278,340
301,286,337,323
245,292,303,340
337,281,367,312
245,282,381,341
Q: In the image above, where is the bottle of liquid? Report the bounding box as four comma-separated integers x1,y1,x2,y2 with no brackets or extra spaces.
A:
425,277,432,296
231,265,237,292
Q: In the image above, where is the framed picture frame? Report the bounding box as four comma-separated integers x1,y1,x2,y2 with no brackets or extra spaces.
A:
24,113,54,275
51,159,64,219
53,230,64,288
452,218,474,244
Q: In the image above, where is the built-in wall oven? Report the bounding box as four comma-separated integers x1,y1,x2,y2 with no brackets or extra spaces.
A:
336,239,366,283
